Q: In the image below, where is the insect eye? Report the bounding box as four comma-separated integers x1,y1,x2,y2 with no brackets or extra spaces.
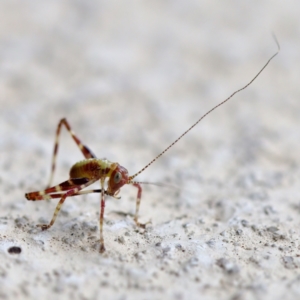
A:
114,172,122,184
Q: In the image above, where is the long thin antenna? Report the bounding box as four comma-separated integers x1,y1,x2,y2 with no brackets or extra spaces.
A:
128,37,280,181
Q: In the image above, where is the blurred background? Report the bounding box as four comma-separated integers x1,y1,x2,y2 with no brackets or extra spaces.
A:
0,1,299,182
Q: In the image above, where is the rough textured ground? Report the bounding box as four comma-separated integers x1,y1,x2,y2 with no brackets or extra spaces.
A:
0,1,300,300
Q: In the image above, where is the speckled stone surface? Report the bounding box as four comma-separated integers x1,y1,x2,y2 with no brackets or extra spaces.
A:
1,1,300,300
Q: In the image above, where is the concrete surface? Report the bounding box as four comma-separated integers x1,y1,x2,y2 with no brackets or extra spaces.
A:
0,1,300,300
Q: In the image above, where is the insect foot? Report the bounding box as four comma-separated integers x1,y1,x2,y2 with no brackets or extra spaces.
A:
135,219,152,229
37,224,51,231
100,244,106,253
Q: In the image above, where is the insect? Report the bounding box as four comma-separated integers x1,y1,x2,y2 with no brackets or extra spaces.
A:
25,38,279,253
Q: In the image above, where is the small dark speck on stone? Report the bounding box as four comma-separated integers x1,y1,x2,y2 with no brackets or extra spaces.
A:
267,226,279,233
15,216,29,228
235,229,243,235
175,243,184,251
282,256,297,269
241,220,249,227
206,239,216,248
8,246,22,254
117,236,125,244
216,258,239,274
264,205,276,215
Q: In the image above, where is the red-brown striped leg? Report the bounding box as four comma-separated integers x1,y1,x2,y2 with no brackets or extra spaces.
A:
99,178,106,253
47,118,96,188
132,182,147,228
37,179,97,230
25,178,90,201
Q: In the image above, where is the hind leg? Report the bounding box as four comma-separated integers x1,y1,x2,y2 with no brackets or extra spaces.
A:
47,118,96,187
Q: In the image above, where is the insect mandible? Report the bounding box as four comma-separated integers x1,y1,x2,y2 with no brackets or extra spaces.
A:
25,38,279,253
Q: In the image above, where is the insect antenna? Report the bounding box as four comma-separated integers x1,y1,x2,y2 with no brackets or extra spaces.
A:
130,180,181,190
128,37,280,182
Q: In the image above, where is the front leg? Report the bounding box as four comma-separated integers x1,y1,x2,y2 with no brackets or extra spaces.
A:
132,182,148,229
99,178,106,253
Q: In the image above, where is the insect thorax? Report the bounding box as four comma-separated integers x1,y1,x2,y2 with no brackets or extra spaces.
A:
69,158,116,179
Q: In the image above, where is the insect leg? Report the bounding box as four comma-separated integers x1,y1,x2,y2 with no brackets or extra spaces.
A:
37,179,97,230
25,178,90,201
46,189,108,198
47,118,96,188
99,178,106,253
132,182,146,228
